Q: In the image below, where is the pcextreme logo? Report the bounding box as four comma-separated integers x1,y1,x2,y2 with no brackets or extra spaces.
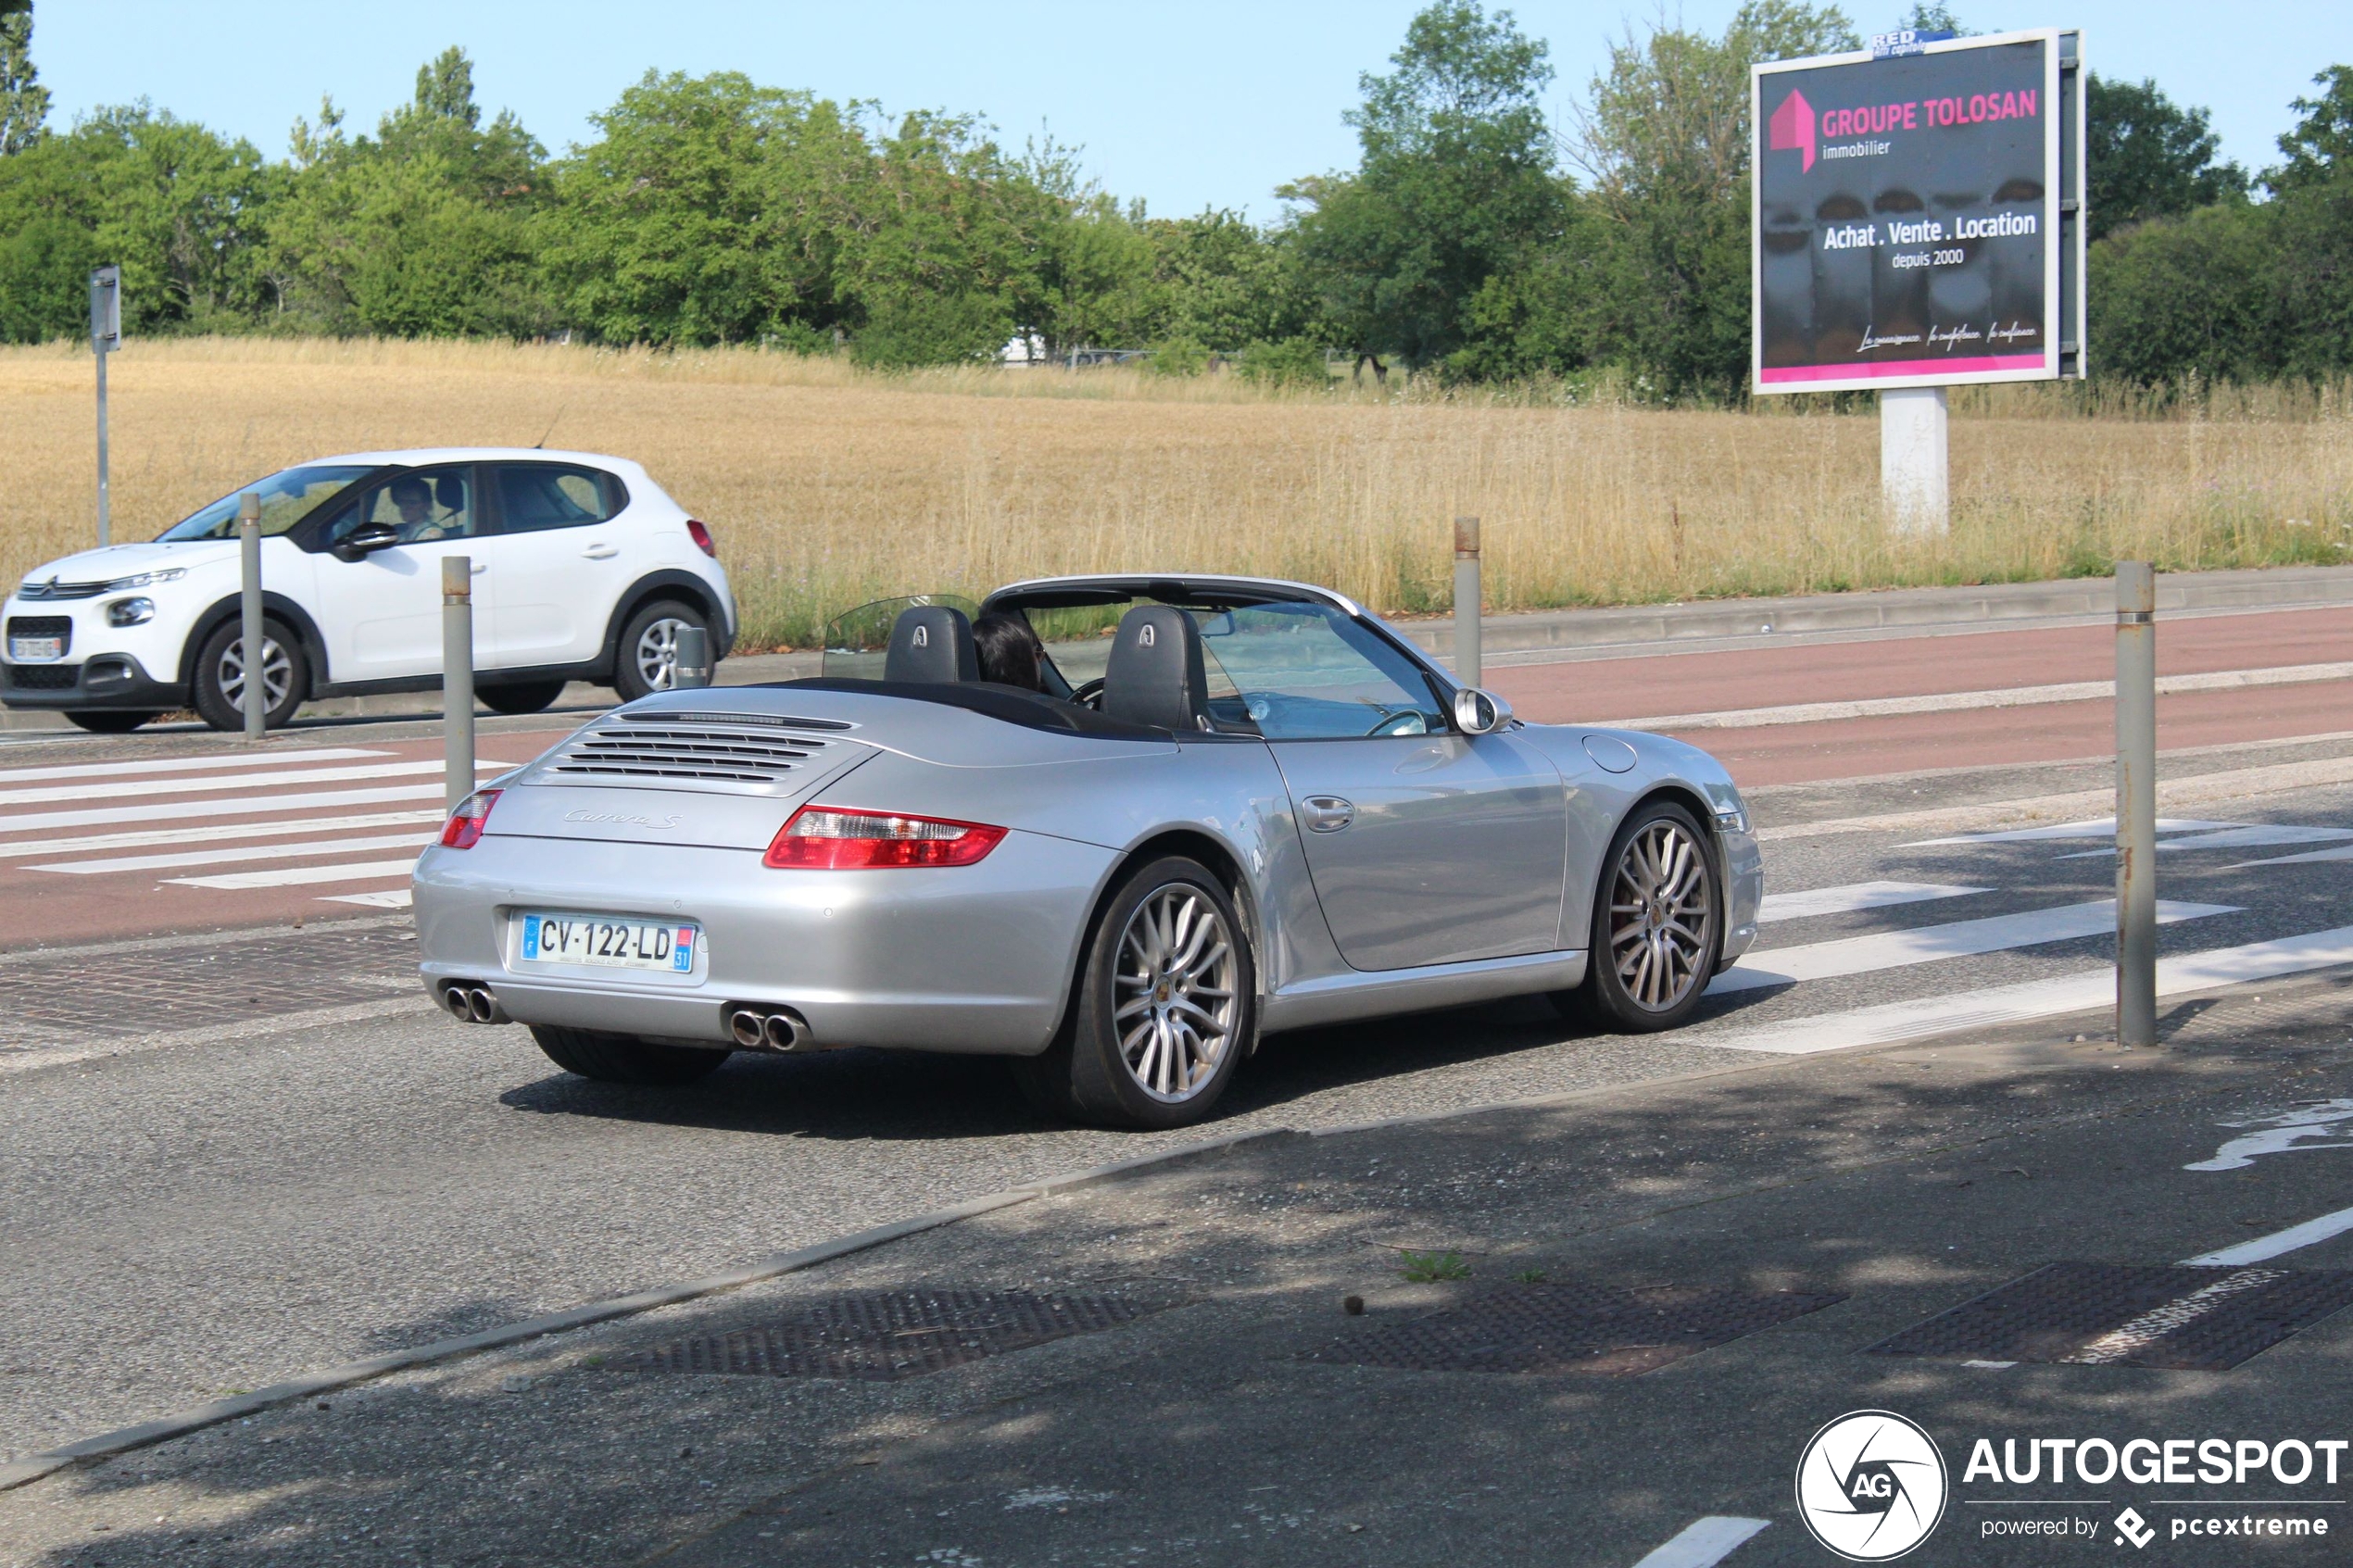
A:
1796,1410,1950,1561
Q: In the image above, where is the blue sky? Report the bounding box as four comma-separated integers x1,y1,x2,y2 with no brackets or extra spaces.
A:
28,2,2353,217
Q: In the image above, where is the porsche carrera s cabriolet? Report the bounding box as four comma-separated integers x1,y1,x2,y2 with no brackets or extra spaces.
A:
414,574,1761,1128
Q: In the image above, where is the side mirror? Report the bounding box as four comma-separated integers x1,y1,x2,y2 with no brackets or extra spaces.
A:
332,523,400,562
1451,686,1513,735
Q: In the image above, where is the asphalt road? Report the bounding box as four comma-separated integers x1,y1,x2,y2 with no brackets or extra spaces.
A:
7,742,2353,1475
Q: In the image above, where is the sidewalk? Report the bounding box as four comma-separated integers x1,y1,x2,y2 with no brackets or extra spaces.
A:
8,978,2350,1566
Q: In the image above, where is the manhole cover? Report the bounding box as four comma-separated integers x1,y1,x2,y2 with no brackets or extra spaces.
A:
1303,1281,1846,1376
1867,1261,2353,1372
613,1288,1156,1382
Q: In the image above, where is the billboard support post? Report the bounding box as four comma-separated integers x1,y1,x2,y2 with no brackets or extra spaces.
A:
1881,386,1949,534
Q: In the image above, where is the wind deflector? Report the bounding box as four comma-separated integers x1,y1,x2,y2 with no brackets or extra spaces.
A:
770,679,1175,740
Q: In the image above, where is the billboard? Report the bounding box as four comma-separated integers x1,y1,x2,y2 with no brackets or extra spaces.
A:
1752,29,2084,394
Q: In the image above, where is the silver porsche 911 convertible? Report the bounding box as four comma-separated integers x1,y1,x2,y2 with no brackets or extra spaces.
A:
415,574,1761,1128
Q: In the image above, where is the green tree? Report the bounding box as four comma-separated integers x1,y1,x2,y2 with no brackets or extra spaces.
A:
266,48,551,335
0,0,47,157
1569,1,1857,394
544,71,862,345
2085,75,2247,242
1283,1,1567,373
0,134,94,339
2269,65,2353,194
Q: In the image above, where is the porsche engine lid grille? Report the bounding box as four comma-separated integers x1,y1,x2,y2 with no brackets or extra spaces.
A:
550,722,837,785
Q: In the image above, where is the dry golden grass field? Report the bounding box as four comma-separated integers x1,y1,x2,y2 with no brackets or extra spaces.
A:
4,337,2349,650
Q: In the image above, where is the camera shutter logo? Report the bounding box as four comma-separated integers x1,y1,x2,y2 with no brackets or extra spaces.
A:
1794,1410,1948,1561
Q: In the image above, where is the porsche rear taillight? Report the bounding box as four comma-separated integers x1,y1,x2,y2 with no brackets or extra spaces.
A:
762,806,1006,870
686,519,717,558
440,788,501,850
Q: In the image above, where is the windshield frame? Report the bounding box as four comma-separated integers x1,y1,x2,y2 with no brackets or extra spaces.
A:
155,465,384,544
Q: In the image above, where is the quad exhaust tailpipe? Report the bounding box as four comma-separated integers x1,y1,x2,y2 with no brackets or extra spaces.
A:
724,1005,820,1053
441,984,509,1025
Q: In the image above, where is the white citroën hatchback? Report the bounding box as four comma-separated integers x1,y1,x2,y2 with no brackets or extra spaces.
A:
0,448,736,732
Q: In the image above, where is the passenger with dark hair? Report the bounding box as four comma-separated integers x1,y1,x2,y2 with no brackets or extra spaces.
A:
973,611,1048,691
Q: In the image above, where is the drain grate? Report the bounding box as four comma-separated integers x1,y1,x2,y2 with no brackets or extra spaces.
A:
1303,1281,1846,1376
613,1288,1156,1382
1867,1261,2353,1372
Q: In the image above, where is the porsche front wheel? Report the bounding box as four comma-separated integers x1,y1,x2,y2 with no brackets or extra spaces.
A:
1013,856,1256,1130
1567,800,1721,1033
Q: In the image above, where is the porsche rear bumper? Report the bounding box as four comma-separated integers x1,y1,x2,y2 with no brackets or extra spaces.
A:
413,828,1118,1055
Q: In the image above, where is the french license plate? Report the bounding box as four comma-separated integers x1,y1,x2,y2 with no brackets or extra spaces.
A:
9,637,62,661
519,912,698,972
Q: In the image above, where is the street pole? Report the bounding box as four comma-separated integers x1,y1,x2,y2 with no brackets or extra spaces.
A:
1880,386,1949,535
674,624,712,689
443,556,475,811
90,266,120,547
2115,560,2158,1047
238,493,265,742
1453,515,1482,690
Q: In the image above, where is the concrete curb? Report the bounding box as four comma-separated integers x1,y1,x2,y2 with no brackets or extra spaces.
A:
0,1125,1310,1494
1402,564,2353,660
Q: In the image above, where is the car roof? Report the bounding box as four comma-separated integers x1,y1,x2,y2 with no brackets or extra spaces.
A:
290,447,642,471
982,573,1366,618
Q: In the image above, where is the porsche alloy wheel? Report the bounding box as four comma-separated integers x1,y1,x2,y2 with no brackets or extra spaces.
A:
1013,855,1257,1130
1112,883,1240,1103
1567,800,1721,1033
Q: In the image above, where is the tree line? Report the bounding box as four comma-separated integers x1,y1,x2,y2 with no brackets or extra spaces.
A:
1,0,2347,394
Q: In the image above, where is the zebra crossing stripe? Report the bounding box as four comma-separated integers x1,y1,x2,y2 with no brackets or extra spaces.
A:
1702,925,2353,1054
1710,899,2235,995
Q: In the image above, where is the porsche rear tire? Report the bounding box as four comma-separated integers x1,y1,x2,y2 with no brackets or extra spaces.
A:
1018,856,1256,1130
529,1024,729,1085
1558,799,1721,1034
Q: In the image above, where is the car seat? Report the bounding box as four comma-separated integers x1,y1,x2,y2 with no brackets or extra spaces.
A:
434,473,467,521
883,605,979,684
1102,605,1211,731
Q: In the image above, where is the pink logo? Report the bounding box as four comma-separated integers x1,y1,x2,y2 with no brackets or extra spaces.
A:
1769,89,1816,171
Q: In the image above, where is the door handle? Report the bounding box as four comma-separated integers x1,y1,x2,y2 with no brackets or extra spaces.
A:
472,562,486,574
1301,796,1355,833
581,543,618,559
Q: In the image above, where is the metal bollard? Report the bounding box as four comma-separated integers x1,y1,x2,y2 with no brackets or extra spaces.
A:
443,556,475,811
238,494,265,741
2115,561,2158,1047
673,624,711,690
1453,516,1482,690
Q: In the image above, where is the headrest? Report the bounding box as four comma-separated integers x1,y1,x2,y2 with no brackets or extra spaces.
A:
882,605,978,684
1102,605,1208,731
434,474,466,510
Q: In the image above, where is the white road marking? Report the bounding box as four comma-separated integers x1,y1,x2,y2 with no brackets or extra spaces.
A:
1762,754,2353,843
165,858,422,890
2060,1269,2284,1362
0,778,500,834
2183,1205,2353,1267
2057,823,2353,859
0,758,472,808
1906,818,2238,847
2184,1099,2353,1171
1629,1517,1770,1568
1703,923,2353,1054
1613,660,2353,732
2231,843,2353,869
31,832,434,875
1708,899,2236,995
0,809,443,859
0,746,388,783
1755,881,1987,923
319,888,412,909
